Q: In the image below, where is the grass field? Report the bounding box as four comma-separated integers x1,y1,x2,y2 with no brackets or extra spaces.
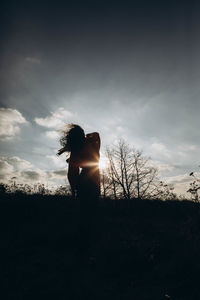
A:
2,193,200,299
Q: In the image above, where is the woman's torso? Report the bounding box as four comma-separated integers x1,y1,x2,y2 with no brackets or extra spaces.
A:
76,132,100,196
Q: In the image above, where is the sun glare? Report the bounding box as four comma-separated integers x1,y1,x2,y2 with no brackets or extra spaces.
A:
99,154,108,170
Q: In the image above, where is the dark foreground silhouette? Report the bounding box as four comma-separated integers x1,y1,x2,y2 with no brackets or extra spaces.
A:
2,193,200,300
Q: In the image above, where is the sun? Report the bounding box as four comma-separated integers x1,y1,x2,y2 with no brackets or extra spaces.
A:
99,154,108,170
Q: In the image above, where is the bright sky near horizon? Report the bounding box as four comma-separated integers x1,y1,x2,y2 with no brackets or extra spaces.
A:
1,1,200,196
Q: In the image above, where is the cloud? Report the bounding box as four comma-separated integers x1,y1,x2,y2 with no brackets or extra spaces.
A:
0,159,14,180
51,169,67,177
46,169,67,180
0,108,28,139
5,156,33,170
151,142,171,158
165,174,191,185
150,160,174,172
0,155,67,187
0,156,45,183
35,107,74,129
46,155,67,168
21,170,41,180
163,173,196,196
45,130,60,139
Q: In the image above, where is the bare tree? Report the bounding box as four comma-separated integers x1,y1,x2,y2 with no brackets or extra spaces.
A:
187,171,200,202
100,169,112,199
104,139,158,200
147,181,177,201
105,140,133,199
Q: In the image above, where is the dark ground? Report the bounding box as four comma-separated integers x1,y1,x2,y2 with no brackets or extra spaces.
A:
2,193,200,300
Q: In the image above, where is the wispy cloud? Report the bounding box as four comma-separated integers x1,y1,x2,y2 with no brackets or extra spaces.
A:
35,107,75,129
5,156,33,170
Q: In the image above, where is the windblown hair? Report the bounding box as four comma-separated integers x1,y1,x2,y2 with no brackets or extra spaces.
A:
59,124,85,153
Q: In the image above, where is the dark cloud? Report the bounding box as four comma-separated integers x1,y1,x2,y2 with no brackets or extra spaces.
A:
20,170,41,180
52,170,66,177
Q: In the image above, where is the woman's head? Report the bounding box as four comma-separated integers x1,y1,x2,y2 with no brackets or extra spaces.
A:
60,124,85,152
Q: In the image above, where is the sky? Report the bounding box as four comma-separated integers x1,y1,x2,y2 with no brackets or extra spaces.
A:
0,0,200,195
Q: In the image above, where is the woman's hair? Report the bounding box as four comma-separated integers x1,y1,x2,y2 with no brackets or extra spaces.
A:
59,124,85,152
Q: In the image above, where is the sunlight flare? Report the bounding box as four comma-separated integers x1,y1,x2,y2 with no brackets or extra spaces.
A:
99,154,109,170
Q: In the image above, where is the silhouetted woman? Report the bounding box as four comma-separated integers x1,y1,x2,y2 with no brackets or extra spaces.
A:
57,124,100,200
57,124,100,253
